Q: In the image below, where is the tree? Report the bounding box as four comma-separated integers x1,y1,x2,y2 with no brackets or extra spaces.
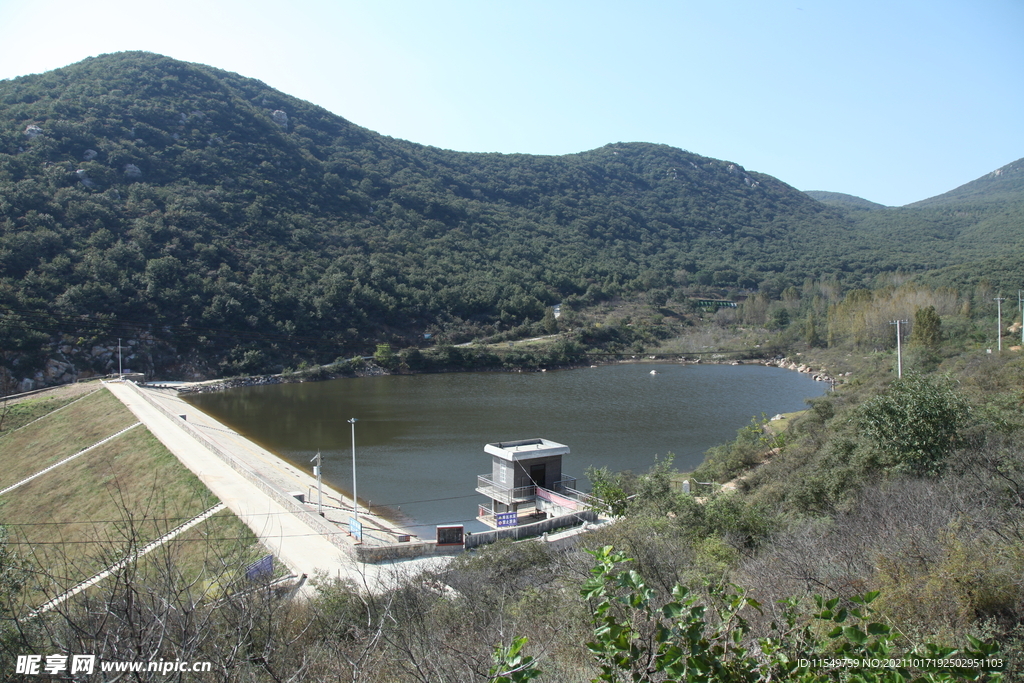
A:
587,466,631,517
0,372,16,433
910,305,942,350
769,308,790,330
541,308,559,334
373,343,396,369
803,312,822,348
859,372,970,476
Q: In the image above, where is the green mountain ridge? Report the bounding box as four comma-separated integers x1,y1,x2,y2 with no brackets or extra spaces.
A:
909,157,1024,207
802,191,888,211
0,52,1021,381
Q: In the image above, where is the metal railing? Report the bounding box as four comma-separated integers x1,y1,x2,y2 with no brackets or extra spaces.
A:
552,475,577,492
476,475,536,505
560,485,600,507
465,510,599,549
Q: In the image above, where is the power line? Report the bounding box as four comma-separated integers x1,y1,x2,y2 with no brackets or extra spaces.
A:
3,532,336,545
0,511,276,526
367,493,479,509
1,492,492,528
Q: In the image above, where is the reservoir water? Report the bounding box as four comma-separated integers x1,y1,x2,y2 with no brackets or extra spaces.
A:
184,363,827,533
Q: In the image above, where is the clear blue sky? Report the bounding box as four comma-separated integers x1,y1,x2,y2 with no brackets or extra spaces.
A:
1,0,1021,207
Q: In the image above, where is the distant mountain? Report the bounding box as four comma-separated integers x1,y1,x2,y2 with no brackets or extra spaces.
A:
840,158,1024,269
0,52,1021,382
803,191,888,211
909,158,1024,208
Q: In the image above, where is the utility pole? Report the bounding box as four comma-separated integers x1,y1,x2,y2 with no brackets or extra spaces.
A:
889,319,908,378
117,338,123,379
995,297,1005,352
1019,289,1024,346
310,450,323,516
348,418,359,540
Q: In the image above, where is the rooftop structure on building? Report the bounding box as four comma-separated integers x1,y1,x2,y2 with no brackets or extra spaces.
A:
485,438,570,462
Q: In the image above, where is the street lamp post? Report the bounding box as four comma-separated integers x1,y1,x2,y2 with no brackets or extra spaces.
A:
995,297,1006,352
348,418,359,535
889,319,908,378
310,450,323,516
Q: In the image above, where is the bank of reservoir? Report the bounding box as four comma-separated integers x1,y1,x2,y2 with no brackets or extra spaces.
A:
184,363,827,532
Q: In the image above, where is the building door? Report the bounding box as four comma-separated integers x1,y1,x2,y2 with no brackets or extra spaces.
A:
529,463,546,489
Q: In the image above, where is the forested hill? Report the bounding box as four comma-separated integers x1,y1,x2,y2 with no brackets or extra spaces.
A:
833,158,1024,268
909,157,1024,208
802,191,888,211
0,52,1020,380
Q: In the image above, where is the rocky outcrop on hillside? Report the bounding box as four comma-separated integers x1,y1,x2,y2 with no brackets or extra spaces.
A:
2,333,214,393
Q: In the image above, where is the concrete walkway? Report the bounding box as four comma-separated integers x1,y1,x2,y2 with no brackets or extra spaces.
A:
104,382,449,591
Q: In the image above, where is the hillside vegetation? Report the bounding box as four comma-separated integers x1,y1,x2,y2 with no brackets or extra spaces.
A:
1,52,1022,384
1,50,1022,682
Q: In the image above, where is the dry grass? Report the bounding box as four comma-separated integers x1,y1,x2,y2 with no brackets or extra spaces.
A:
764,409,805,435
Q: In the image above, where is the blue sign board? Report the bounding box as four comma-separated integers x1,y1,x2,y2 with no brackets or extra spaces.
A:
496,512,518,528
245,554,273,581
349,516,363,541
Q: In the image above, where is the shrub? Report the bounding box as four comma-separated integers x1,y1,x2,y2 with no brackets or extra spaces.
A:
859,372,970,476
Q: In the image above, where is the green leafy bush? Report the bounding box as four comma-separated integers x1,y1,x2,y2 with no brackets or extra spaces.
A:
859,373,970,475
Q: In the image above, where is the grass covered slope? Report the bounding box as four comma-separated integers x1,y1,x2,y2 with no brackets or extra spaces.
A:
0,387,136,489
0,386,259,604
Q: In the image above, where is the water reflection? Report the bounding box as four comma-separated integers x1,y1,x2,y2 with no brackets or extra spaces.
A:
185,363,827,531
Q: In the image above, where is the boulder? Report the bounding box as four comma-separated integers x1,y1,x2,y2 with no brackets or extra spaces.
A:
76,169,98,189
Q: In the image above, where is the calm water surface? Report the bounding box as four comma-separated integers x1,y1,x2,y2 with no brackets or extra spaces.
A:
184,364,827,532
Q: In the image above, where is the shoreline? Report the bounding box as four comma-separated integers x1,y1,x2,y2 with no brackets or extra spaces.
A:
172,359,831,532
171,352,838,396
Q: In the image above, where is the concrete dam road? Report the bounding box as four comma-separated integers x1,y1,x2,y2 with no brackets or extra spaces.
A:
103,382,449,592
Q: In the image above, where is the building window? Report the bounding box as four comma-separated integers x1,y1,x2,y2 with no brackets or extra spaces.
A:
499,465,506,484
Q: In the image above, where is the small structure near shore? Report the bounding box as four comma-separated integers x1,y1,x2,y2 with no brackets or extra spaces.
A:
475,438,592,529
